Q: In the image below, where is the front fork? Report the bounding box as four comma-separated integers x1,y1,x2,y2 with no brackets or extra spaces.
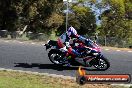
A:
88,53,102,66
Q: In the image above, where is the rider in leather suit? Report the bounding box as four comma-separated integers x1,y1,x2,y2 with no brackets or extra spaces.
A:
57,26,89,60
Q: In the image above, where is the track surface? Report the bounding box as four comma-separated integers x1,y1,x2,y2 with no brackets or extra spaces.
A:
0,39,132,78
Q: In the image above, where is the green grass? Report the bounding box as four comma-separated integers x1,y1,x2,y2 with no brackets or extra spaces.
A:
0,70,113,88
0,71,64,88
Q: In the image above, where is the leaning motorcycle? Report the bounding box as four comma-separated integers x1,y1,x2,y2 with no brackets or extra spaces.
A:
44,38,110,70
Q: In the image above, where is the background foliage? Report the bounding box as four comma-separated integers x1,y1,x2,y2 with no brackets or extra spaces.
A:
0,0,131,47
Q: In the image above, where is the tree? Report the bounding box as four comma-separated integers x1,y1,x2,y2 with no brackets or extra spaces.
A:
72,5,96,35
0,0,97,37
0,0,17,31
0,0,64,34
99,0,132,39
57,1,96,36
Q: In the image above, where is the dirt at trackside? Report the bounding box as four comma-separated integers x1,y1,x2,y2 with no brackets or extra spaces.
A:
53,77,113,88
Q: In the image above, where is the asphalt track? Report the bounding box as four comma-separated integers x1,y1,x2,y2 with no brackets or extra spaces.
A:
0,39,132,79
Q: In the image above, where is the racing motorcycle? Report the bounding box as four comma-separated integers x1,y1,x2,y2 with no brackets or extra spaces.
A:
44,38,110,70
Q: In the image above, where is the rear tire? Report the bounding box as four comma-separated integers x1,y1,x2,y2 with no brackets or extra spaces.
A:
48,49,64,65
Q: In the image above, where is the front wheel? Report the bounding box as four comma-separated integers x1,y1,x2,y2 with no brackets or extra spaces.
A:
93,56,110,70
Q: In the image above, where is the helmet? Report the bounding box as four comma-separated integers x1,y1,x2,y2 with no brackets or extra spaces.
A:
66,26,78,38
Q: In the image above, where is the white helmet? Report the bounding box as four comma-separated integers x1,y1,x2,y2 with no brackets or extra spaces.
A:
66,26,77,37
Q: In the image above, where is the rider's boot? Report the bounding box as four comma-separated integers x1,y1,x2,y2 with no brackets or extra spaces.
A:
63,53,71,66
66,63,71,67
61,56,71,67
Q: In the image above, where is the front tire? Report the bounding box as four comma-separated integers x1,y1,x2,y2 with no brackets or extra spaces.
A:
93,56,110,70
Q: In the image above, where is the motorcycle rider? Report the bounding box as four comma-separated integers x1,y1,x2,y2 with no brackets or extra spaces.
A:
57,26,91,65
58,26,81,56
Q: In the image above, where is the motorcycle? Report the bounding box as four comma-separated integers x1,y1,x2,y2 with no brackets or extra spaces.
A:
44,38,110,70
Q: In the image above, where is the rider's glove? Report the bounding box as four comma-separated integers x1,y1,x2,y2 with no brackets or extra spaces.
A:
60,46,68,52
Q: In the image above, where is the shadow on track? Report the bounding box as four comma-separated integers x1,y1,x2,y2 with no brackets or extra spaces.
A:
14,63,78,71
14,63,103,71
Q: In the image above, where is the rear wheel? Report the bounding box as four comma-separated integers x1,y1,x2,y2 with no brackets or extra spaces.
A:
48,49,64,65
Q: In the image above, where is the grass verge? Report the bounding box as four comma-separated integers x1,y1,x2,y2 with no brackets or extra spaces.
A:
0,70,114,88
